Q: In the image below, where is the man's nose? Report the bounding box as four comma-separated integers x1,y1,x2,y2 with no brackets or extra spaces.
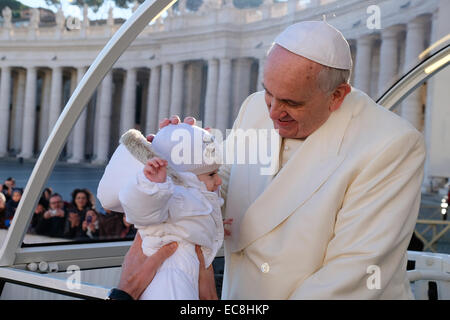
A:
268,98,285,119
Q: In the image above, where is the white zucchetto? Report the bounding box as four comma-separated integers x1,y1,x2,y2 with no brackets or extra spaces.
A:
274,21,352,70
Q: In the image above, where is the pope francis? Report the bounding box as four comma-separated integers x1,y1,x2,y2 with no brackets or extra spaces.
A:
157,21,426,299
220,20,425,300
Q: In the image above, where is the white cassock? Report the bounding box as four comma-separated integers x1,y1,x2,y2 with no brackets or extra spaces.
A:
219,87,425,299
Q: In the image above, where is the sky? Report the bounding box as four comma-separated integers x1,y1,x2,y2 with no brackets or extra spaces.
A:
17,0,134,20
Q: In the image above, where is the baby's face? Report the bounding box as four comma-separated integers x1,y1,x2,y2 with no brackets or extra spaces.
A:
196,170,222,192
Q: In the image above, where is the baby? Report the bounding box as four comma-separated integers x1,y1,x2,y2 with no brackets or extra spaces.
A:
117,123,224,300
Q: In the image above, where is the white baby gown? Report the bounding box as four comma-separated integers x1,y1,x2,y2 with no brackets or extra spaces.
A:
98,144,224,300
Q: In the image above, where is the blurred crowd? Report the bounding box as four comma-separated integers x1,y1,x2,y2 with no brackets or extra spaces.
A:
0,177,136,241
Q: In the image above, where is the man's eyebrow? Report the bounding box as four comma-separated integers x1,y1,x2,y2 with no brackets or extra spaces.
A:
261,83,269,93
262,83,305,105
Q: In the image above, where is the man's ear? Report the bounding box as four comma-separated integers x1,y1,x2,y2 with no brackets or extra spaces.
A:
329,83,351,112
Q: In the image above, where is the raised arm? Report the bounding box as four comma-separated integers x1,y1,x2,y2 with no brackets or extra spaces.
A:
119,158,173,227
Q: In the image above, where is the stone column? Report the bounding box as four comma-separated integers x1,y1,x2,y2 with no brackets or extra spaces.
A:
232,58,253,119
19,66,37,159
184,62,203,120
401,16,428,130
257,56,266,91
215,58,232,133
120,67,137,135
48,66,63,135
169,61,184,117
0,66,11,156
93,85,102,154
13,71,25,152
68,67,88,163
145,65,160,134
261,0,272,19
287,0,297,15
38,70,51,151
353,35,373,96
65,70,78,157
158,63,172,121
377,26,402,98
204,59,219,128
93,71,113,164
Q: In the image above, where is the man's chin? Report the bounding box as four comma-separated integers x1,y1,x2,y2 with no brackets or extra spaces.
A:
274,124,307,139
274,124,295,139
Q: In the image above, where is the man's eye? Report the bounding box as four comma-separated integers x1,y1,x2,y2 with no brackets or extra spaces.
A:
286,101,301,107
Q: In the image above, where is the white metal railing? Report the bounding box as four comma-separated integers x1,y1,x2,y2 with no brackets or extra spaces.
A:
0,267,110,299
407,251,450,300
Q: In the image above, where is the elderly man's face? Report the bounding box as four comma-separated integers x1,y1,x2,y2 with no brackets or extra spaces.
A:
263,45,343,139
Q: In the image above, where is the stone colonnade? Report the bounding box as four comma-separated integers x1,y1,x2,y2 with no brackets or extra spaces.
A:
0,57,259,163
0,12,434,164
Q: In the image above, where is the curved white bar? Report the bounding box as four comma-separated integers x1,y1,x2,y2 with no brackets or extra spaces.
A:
377,44,450,110
408,269,450,282
0,0,176,267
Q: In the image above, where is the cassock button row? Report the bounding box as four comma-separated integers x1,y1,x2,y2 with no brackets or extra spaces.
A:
260,262,270,273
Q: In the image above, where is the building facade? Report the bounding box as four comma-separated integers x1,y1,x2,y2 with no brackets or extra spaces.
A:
0,0,448,190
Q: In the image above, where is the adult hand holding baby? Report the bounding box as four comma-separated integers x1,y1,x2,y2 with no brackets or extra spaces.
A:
146,115,202,143
116,233,178,300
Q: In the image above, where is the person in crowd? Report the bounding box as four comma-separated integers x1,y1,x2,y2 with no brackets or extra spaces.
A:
36,193,67,238
81,208,100,239
39,187,53,209
98,209,136,240
2,177,15,202
28,201,47,234
98,209,125,240
64,210,82,239
4,189,22,228
68,188,95,220
0,192,7,229
64,188,94,239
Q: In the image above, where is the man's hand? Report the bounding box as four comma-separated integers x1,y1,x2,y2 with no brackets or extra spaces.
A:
223,218,233,237
43,210,52,219
68,212,80,228
118,233,178,300
146,116,197,143
143,157,168,183
56,209,65,218
195,245,218,300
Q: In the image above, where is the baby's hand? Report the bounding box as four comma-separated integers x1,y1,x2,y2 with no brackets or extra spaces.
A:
223,218,233,237
144,157,168,183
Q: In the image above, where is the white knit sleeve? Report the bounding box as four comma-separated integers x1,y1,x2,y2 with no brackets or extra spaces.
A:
118,170,174,227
